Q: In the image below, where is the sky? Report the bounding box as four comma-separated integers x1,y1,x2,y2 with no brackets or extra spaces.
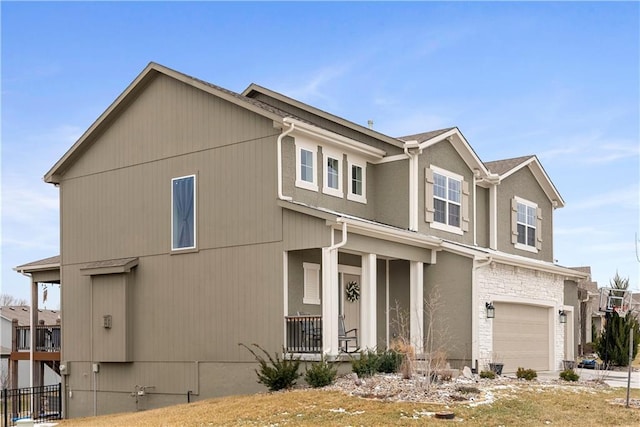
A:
1,2,639,310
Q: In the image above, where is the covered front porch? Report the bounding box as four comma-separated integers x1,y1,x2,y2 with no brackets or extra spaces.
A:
281,213,440,358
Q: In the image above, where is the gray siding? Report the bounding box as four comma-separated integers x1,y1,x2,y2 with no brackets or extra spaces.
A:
372,161,409,229
59,74,288,417
418,142,475,245
424,252,473,366
475,186,490,248
496,167,554,261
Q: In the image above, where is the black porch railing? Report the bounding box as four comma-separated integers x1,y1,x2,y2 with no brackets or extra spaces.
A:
285,315,322,353
15,325,61,352
1,383,62,427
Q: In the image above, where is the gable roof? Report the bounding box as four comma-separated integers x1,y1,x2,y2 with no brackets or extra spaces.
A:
44,63,297,184
242,83,405,149
485,155,565,208
0,306,60,326
399,127,496,181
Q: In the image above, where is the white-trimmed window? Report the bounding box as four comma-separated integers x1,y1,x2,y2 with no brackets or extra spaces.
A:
171,175,196,251
512,197,542,252
303,262,321,305
295,140,318,191
425,166,469,234
347,158,367,203
322,148,343,197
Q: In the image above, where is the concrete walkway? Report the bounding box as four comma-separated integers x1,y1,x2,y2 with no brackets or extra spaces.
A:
536,368,640,389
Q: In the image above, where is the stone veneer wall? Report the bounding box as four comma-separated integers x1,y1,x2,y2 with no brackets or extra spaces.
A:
476,262,566,371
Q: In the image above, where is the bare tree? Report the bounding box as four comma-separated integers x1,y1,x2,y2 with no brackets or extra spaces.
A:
0,293,28,306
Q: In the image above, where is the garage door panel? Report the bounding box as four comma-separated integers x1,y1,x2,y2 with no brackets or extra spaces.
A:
493,303,549,372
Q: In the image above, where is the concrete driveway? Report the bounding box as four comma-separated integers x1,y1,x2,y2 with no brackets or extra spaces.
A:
537,368,640,389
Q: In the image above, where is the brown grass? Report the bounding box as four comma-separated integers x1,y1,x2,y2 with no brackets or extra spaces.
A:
57,384,640,426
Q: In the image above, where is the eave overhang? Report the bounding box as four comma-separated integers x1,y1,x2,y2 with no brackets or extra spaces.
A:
282,117,386,162
498,156,565,208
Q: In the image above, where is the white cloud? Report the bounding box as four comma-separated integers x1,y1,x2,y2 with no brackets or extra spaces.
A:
567,186,639,211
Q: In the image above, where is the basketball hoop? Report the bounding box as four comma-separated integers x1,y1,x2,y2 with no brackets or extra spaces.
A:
598,287,632,316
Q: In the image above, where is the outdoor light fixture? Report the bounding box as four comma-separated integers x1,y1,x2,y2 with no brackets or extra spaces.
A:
559,310,567,324
486,302,495,319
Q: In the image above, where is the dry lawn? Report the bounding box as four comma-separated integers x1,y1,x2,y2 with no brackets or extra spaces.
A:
58,382,640,426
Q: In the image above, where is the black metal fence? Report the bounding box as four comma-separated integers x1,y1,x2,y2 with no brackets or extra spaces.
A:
285,315,322,353
1,383,62,427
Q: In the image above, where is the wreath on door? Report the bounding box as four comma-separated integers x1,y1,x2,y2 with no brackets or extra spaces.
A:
345,281,360,303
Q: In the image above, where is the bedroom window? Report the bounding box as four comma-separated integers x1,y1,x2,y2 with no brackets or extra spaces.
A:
425,166,469,234
172,175,196,250
512,197,542,252
295,140,318,191
347,159,367,203
322,148,343,197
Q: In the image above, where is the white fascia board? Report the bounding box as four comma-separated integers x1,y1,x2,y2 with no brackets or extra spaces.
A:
13,263,60,274
339,218,442,249
440,241,588,279
418,128,492,179
283,117,386,161
500,157,565,208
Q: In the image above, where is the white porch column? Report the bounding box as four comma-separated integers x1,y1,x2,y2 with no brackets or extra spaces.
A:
360,253,377,350
410,260,424,353
321,247,339,355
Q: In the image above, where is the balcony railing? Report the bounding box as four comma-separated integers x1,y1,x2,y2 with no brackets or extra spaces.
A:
15,325,60,352
285,315,322,353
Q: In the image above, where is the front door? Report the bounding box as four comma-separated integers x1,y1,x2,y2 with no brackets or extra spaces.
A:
340,272,361,339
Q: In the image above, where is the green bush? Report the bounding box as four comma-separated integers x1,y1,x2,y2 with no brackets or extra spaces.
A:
559,369,579,382
239,343,301,391
479,370,496,379
305,357,338,388
351,350,380,378
595,311,640,366
516,367,537,381
376,349,403,374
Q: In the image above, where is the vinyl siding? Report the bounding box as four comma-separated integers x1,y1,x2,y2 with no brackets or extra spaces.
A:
496,166,553,261
418,142,475,244
372,160,409,229
424,252,473,366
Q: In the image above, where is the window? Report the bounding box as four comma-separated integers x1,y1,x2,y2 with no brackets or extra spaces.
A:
348,159,367,203
512,197,542,252
295,140,318,191
425,166,468,234
322,148,343,197
303,263,321,305
172,175,196,250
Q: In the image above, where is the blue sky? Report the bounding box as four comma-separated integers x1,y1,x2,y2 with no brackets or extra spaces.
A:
2,2,639,309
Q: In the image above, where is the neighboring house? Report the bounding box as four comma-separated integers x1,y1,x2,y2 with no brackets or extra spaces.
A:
0,306,61,389
38,62,587,417
570,266,604,354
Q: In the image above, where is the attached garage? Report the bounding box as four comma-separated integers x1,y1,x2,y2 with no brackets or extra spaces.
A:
493,303,551,372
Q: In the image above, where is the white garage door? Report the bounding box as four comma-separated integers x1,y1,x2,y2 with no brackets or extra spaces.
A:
493,303,550,372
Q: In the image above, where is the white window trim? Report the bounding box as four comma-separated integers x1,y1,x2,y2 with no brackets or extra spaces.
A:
322,147,343,198
171,174,197,251
514,196,539,253
303,262,321,305
430,166,463,235
347,158,367,203
295,139,318,192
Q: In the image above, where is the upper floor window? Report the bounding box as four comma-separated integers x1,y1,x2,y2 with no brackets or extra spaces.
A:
172,175,196,251
512,197,542,252
322,148,343,198
348,158,367,203
434,172,461,227
295,140,318,191
425,166,469,234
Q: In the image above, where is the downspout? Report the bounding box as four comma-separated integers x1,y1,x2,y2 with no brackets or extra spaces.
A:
277,122,295,201
472,256,493,373
404,144,421,231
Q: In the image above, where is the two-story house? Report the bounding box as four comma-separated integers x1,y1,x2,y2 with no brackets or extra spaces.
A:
41,63,587,417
